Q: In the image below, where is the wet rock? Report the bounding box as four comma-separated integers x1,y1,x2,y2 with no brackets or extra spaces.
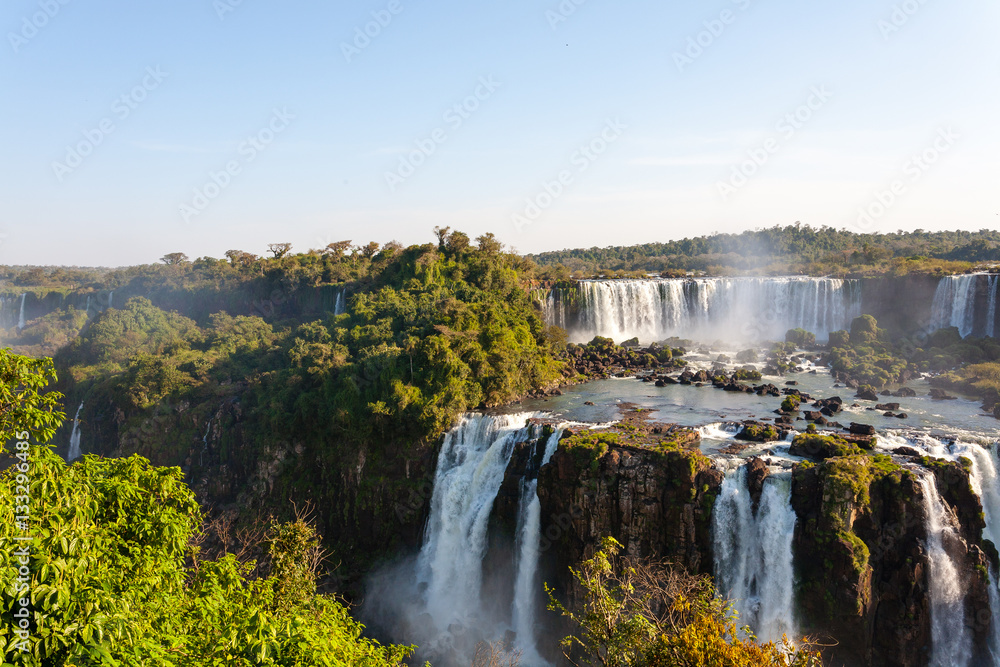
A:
896,413,908,419
893,386,917,397
855,387,879,401
929,388,958,400
745,456,770,512
849,422,876,436
875,403,900,411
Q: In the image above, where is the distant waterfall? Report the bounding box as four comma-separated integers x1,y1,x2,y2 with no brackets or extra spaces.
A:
108,291,114,309
512,426,565,664
930,274,1000,338
17,293,26,330
415,413,543,660
557,277,860,343
67,403,83,461
334,290,345,316
919,474,974,666
712,466,798,642
536,290,568,331
931,275,978,337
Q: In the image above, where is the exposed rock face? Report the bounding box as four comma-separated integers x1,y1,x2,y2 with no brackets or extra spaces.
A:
792,457,993,666
744,456,770,512
536,441,723,609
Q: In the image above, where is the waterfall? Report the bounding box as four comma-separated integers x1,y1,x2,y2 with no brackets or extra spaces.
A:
988,275,998,339
712,465,798,642
108,291,114,309
67,403,83,461
415,413,542,656
930,275,978,337
566,277,860,343
537,290,567,331
952,441,1000,659
200,420,212,467
17,293,26,330
85,295,91,316
919,473,974,666
511,426,565,663
334,289,345,315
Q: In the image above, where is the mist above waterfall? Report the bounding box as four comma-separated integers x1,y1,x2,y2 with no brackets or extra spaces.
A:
545,277,861,344
362,413,559,667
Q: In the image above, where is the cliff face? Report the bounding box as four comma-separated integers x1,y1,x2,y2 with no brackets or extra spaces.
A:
536,441,723,603
532,437,997,667
792,456,994,666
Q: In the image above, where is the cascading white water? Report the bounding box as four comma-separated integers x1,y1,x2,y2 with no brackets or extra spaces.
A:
17,293,26,330
919,473,974,667
67,403,83,461
712,465,798,642
951,441,1000,659
568,277,860,343
108,291,114,309
334,290,345,315
930,275,979,338
511,426,565,664
537,291,568,331
415,412,541,655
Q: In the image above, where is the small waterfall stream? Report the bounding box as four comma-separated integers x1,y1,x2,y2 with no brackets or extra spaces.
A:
334,289,345,315
17,293,26,330
712,464,798,642
919,473,974,666
67,403,83,461
511,426,565,664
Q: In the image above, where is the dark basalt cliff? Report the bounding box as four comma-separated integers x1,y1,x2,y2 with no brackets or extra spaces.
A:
535,440,723,602
529,433,998,667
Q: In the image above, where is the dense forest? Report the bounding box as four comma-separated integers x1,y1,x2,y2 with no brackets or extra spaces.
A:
527,225,1000,278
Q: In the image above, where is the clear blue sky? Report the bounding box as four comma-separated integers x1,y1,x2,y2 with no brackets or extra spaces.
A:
1,0,998,266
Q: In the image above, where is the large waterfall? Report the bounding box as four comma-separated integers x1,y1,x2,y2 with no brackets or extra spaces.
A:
930,274,1000,338
712,465,798,643
547,277,860,343
919,473,974,666
67,403,83,461
386,412,560,665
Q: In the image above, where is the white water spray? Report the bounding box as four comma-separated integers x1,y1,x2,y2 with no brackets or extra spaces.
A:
930,275,979,338
415,413,541,652
919,473,973,667
511,426,564,664
712,465,798,642
334,289,345,315
67,403,83,461
17,293,26,330
556,277,860,343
